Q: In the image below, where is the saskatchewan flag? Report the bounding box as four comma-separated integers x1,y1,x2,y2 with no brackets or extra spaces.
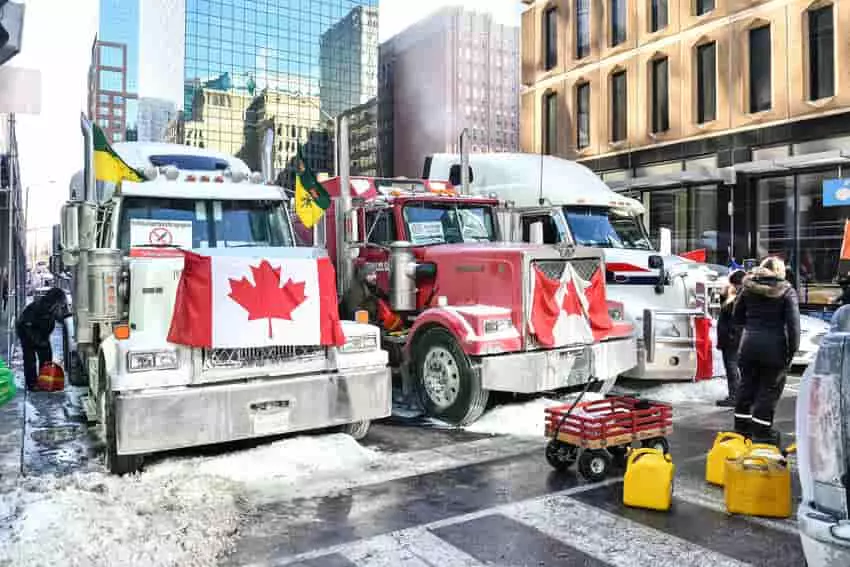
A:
294,145,331,229
93,123,145,184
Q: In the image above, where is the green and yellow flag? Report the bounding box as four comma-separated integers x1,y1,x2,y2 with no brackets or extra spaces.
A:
294,145,331,229
93,123,145,184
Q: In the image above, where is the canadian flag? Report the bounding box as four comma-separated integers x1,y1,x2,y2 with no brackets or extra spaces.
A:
528,264,595,348
167,251,346,349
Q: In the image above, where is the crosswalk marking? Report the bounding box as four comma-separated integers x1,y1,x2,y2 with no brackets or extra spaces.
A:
342,530,486,567
503,496,749,567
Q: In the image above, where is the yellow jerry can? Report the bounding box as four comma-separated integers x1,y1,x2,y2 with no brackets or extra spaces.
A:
724,451,792,518
623,448,675,512
706,432,751,486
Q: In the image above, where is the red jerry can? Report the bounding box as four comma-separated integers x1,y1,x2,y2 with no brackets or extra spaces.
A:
37,362,65,392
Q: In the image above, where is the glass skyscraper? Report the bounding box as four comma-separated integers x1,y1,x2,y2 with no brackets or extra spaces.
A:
180,0,378,180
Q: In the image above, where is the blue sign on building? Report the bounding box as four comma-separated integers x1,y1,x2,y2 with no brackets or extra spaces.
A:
823,178,850,207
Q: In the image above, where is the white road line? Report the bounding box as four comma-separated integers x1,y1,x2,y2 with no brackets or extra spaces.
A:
502,496,749,567
269,478,624,566
673,478,800,535
342,530,486,567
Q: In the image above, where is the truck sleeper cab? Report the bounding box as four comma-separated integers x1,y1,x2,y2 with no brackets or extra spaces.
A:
61,135,390,474
298,176,637,425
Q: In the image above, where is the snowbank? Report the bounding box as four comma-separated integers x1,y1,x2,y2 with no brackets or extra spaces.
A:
0,434,381,567
464,392,606,438
639,378,728,405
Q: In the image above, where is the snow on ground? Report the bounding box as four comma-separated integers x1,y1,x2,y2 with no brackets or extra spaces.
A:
0,433,382,567
464,392,607,438
639,377,728,405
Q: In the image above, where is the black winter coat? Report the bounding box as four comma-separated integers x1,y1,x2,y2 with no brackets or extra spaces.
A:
716,294,741,352
15,288,68,347
732,268,801,367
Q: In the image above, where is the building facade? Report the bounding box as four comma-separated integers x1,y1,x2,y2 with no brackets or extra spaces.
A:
521,0,850,304
137,96,179,142
340,97,378,176
94,0,140,141
379,6,520,178
181,0,378,179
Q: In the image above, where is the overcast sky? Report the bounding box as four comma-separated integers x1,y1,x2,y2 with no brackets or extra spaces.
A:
10,0,520,231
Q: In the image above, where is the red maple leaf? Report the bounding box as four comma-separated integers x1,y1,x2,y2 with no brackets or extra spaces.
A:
228,260,307,338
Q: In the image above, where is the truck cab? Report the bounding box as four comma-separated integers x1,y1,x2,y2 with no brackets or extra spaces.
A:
60,124,390,474
299,175,637,425
426,153,725,382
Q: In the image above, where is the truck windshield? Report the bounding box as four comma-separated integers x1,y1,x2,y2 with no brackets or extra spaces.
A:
118,197,292,252
564,206,653,250
402,202,497,245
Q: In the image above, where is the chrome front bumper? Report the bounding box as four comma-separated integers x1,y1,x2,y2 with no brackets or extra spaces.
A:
477,337,637,393
114,366,391,455
798,504,850,566
622,339,698,381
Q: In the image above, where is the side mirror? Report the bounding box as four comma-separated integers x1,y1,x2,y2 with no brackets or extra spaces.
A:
649,254,665,294
448,164,474,187
529,221,544,245
61,203,80,252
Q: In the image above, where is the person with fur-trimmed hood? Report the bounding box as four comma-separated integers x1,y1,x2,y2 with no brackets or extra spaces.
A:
732,257,800,445
716,269,745,407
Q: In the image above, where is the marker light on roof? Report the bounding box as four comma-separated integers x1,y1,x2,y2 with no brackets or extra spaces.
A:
200,175,211,182
214,176,224,183
185,174,197,182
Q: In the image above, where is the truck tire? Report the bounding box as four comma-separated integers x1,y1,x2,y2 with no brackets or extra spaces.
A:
412,327,489,426
340,420,371,440
104,388,144,475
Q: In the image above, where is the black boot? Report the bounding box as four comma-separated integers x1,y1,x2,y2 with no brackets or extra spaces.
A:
716,396,736,407
751,424,781,447
734,417,751,438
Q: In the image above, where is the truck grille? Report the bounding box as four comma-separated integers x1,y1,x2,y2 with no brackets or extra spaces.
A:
202,345,325,370
533,259,601,282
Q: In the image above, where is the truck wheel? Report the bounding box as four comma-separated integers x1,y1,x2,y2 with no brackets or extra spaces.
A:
340,420,371,441
104,388,144,475
66,351,87,387
578,449,611,482
412,327,488,426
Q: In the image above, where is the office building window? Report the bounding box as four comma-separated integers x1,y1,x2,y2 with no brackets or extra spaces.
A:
576,0,590,59
544,7,557,70
650,0,668,32
651,57,669,133
543,92,558,155
611,71,627,142
696,42,717,124
576,82,590,149
808,5,834,100
749,25,772,113
611,0,627,46
696,0,714,16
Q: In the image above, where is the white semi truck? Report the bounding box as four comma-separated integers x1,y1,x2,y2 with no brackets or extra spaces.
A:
426,152,827,378
59,117,391,474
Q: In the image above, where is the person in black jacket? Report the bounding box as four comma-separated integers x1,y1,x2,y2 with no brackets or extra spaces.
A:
15,288,69,391
732,257,800,445
716,269,745,407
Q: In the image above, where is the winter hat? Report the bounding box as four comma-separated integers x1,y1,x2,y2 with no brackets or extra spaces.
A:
728,269,745,287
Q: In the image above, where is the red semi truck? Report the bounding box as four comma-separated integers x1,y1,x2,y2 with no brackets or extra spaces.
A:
294,175,637,425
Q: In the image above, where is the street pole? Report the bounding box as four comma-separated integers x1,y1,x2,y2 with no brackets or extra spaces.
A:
6,114,16,359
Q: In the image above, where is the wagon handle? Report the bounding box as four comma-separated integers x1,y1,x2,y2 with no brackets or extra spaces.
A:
553,377,602,438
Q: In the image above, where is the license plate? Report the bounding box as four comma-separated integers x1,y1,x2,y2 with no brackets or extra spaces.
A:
250,400,292,435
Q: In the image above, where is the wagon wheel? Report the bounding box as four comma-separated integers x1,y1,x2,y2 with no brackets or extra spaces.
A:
545,440,578,472
578,449,612,482
641,437,670,454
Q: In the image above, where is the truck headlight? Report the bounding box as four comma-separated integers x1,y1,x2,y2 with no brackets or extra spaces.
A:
127,350,179,372
483,318,512,334
340,333,379,354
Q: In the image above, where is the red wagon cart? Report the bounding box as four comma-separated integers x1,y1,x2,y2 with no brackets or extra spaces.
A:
544,396,673,481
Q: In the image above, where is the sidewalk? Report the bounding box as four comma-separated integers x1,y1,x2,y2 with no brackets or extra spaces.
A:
0,317,23,485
